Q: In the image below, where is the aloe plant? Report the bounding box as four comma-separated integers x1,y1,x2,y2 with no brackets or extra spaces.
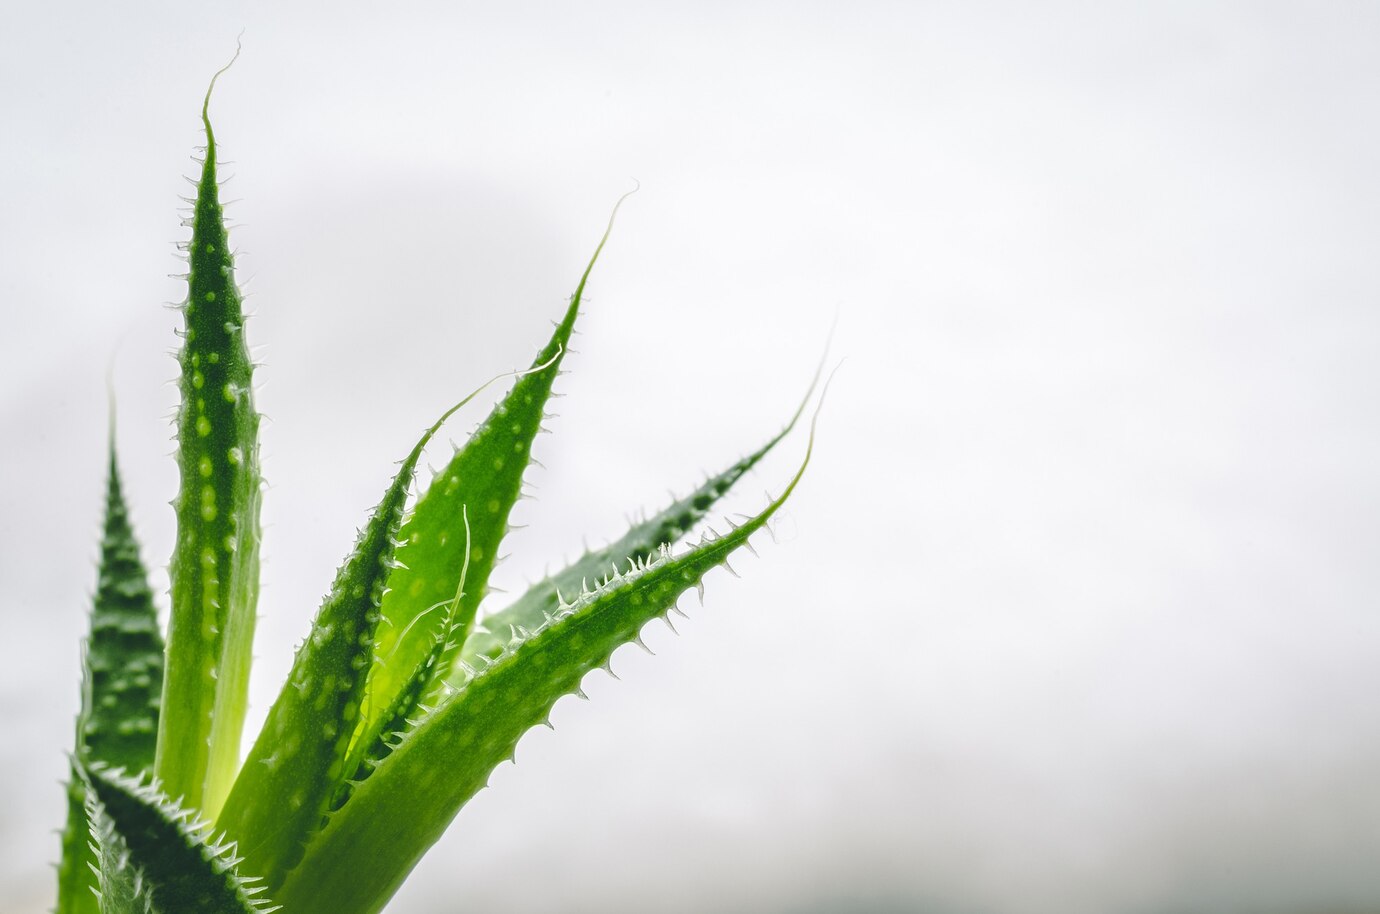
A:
56,58,822,914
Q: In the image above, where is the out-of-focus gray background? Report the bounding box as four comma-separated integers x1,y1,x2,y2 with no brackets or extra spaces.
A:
4,2,1379,912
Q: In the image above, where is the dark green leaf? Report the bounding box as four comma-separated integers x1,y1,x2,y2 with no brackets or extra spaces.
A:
59,436,165,914
80,761,273,914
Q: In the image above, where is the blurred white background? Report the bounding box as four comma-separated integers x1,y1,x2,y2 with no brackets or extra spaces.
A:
4,2,1380,912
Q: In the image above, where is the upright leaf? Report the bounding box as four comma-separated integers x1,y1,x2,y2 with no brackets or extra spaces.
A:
359,194,631,745
277,410,822,914
155,51,263,817
82,442,168,767
57,770,100,914
216,393,482,891
58,438,165,914
79,761,272,914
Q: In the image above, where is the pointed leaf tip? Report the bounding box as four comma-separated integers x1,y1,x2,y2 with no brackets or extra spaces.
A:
359,228,622,744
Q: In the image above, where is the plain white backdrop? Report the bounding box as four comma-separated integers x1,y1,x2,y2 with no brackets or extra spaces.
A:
3,2,1380,912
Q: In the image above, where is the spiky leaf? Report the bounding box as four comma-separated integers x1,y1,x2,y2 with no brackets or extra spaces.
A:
57,770,101,914
90,789,158,914
359,197,630,744
328,507,472,815
155,53,263,817
83,444,167,767
215,393,482,890
462,386,816,667
276,420,820,914
58,440,165,914
79,762,271,914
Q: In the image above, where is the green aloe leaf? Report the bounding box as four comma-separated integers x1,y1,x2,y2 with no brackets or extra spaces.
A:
155,50,264,818
461,372,820,668
78,761,274,914
275,410,823,914
329,505,473,814
58,433,166,914
58,768,101,914
81,436,167,769
359,196,631,746
214,390,488,891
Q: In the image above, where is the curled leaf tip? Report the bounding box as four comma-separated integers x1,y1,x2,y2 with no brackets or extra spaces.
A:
202,35,244,137
574,187,638,298
778,358,839,503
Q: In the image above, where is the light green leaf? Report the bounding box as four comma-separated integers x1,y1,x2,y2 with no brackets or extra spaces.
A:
328,507,473,815
57,769,102,914
155,48,263,818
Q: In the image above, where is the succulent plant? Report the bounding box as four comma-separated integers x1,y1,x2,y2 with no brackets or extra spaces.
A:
56,55,822,914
